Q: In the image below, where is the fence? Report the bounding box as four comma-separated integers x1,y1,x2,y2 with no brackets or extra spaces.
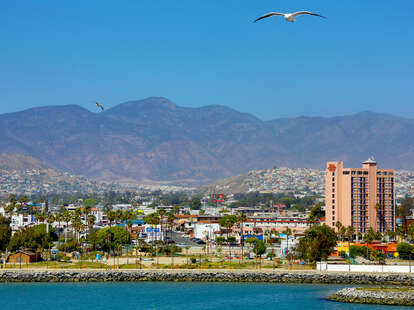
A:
317,262,414,273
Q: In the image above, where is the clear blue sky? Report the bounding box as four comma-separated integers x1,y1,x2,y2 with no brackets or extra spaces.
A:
1,0,413,120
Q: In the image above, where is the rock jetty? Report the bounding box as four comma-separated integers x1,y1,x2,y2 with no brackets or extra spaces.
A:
1,270,414,284
327,287,414,306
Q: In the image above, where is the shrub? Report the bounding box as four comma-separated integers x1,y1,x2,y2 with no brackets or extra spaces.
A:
397,243,414,260
349,245,365,258
226,236,236,243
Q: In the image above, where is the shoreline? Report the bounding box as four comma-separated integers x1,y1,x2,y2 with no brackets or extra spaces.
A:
1,269,414,285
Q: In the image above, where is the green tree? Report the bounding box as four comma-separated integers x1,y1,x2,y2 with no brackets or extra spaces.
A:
371,250,386,265
191,197,202,210
62,211,72,243
339,226,346,241
335,221,342,232
47,214,55,225
35,213,46,225
345,226,355,257
0,215,11,251
282,227,293,259
107,210,116,226
87,214,96,231
8,224,57,252
83,198,98,208
363,227,382,244
238,212,247,258
96,226,131,253
245,237,258,259
87,229,99,251
308,203,324,222
144,213,160,225
397,242,414,260
166,213,175,240
158,208,166,240
296,224,337,262
220,214,238,257
253,240,267,269
397,197,414,234
385,229,396,242
408,223,414,242
349,245,365,258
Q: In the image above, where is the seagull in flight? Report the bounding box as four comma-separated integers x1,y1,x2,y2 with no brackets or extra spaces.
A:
93,101,104,111
254,11,327,23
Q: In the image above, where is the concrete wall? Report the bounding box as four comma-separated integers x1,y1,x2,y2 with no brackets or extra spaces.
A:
317,262,414,273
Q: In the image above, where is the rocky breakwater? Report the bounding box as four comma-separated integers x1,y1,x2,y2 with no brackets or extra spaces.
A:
327,287,414,306
1,270,414,284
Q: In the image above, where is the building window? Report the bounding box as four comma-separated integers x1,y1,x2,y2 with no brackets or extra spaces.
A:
332,183,335,187
332,200,335,204
332,194,335,198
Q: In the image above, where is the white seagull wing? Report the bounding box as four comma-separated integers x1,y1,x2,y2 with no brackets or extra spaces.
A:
291,11,327,19
254,12,285,23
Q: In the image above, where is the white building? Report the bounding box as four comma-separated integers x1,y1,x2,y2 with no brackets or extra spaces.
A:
10,214,36,231
194,223,221,240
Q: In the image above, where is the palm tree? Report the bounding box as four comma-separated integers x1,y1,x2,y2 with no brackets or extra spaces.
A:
72,219,83,242
397,197,414,234
107,210,116,226
62,211,72,244
335,221,343,232
385,229,396,242
396,225,406,242
282,227,292,260
238,213,247,261
35,212,47,225
339,226,346,242
115,210,123,224
158,208,166,240
144,213,161,257
220,215,238,259
84,205,92,217
47,214,55,225
173,206,180,215
167,213,175,241
184,246,190,265
17,196,28,214
345,226,355,257
87,214,96,231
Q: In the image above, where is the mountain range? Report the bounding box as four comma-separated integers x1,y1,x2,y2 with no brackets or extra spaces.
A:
1,97,413,186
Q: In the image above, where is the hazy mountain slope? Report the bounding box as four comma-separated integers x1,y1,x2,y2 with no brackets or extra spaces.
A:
0,97,413,185
0,154,50,171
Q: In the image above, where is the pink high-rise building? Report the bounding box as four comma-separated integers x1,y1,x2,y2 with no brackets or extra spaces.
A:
325,158,395,234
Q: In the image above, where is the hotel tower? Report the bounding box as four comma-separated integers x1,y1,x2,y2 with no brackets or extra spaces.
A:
325,158,395,234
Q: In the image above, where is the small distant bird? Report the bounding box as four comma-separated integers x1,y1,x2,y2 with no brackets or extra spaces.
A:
94,101,104,111
254,11,327,23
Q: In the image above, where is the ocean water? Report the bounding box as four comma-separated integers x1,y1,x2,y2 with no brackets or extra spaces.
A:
0,282,407,310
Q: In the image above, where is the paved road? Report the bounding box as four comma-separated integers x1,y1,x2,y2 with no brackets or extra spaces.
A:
169,232,200,246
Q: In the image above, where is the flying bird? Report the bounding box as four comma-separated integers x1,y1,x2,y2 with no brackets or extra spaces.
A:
254,11,327,23
93,101,104,111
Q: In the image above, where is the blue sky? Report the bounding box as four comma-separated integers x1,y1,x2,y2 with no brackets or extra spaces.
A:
0,0,413,120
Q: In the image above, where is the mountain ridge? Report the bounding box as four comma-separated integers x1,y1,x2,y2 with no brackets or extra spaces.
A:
0,97,412,186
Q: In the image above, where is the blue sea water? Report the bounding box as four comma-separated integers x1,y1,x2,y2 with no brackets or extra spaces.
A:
0,282,407,310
